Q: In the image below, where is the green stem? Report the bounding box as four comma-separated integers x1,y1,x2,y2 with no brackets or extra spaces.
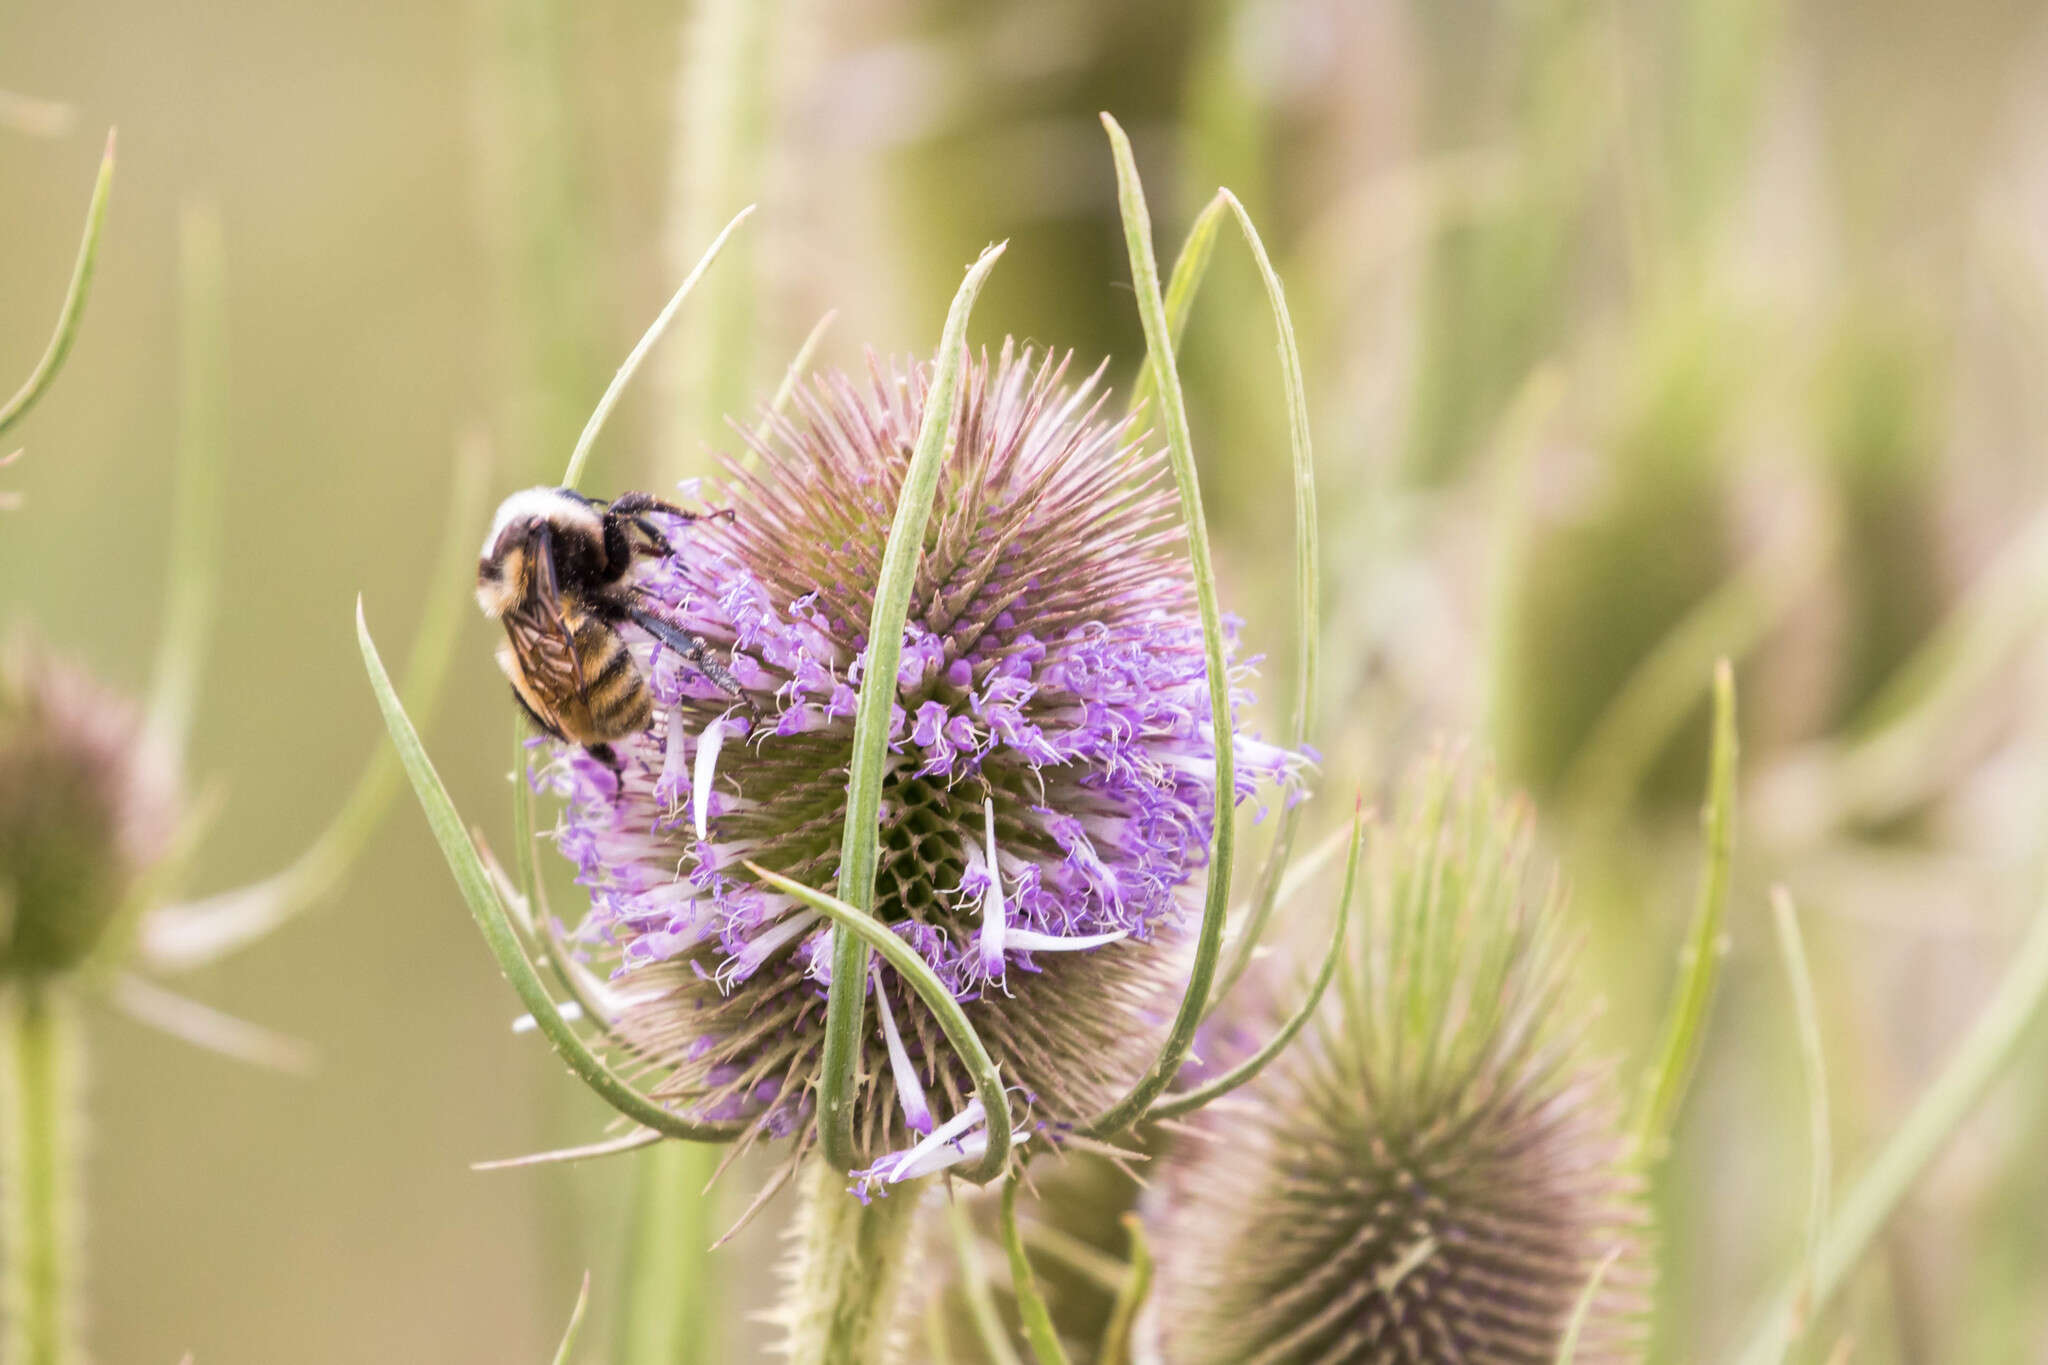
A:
2,986,82,1365
781,1159,927,1365
618,1143,721,1365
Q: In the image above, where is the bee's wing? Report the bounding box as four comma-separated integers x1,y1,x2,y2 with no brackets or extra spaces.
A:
502,602,583,706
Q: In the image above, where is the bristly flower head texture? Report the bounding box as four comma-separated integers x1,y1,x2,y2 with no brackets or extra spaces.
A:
539,342,1304,1185
1150,755,1649,1364
0,637,175,980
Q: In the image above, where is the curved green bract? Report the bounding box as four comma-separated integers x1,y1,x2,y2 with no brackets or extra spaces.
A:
1205,189,1322,1014
1096,1214,1153,1365
1125,192,1226,422
560,204,755,491
1083,114,1235,1139
1149,805,1360,1122
818,242,1008,1172
0,130,115,441
549,1272,591,1365
1000,1177,1073,1365
1629,659,1738,1154
356,599,743,1144
746,863,1012,1185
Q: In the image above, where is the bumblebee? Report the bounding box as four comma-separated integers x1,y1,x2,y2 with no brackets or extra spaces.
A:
476,486,743,757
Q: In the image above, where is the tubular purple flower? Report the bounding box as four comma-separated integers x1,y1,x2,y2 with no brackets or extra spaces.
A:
534,342,1306,1184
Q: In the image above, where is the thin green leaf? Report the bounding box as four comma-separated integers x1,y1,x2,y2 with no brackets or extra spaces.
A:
999,1177,1072,1365
1095,1214,1153,1365
818,241,1008,1172
1151,803,1360,1121
146,198,228,773
1204,188,1321,1013
750,308,838,445
1017,1219,1130,1297
355,599,743,1143
1768,885,1831,1360
1125,192,1227,420
1084,113,1235,1138
0,128,115,440
948,1196,1024,1365
747,862,1012,1183
1629,657,1737,1157
1553,1246,1624,1365
141,438,486,973
561,203,756,490
1733,874,2048,1365
550,1272,591,1365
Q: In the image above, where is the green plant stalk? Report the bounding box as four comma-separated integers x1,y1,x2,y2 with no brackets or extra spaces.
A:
1629,658,1737,1156
1084,114,1235,1138
356,601,743,1142
783,1158,927,1365
947,1196,1022,1365
1095,1215,1152,1365
1,986,82,1365
1733,873,2048,1365
998,1178,1071,1365
818,243,1007,1173
618,1142,721,1365
1554,1246,1623,1365
0,130,115,441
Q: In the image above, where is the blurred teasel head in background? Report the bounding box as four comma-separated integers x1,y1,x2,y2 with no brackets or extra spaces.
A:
0,635,175,981
1148,753,1648,1364
535,340,1307,1189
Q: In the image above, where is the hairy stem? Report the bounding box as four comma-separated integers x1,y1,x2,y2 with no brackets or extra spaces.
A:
781,1159,927,1364
2,985,83,1365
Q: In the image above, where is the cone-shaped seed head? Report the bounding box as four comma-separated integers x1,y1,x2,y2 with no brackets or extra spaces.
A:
1153,756,1648,1364
540,343,1304,1177
0,639,174,979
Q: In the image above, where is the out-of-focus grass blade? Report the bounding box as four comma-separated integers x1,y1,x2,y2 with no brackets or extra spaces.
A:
1629,658,1737,1156
1733,872,2048,1365
1553,1246,1624,1365
818,242,1007,1172
0,129,115,441
355,599,743,1143
949,1195,1024,1365
748,862,1011,1183
561,204,756,491
109,974,314,1074
1205,188,1321,1013
146,199,228,774
1562,517,1828,825
549,1271,591,1365
1125,192,1227,420
1086,113,1235,1139
1768,885,1831,1359
0,90,75,137
1096,1214,1153,1365
1000,1177,1072,1365
749,308,838,446
618,1142,722,1365
1152,804,1360,1121
141,439,486,973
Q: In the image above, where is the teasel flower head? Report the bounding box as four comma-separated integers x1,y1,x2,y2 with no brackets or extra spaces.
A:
1149,754,1649,1364
0,636,176,980
537,341,1306,1185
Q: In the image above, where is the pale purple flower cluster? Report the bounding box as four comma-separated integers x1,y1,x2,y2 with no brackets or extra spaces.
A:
536,343,1305,1179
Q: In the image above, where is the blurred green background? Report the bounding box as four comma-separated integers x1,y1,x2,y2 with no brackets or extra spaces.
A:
7,0,2048,1359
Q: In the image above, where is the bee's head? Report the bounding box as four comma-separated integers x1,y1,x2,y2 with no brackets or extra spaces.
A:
476,486,603,618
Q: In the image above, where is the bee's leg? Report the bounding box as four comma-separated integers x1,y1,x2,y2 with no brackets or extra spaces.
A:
627,607,759,717
609,492,737,557
584,741,623,775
